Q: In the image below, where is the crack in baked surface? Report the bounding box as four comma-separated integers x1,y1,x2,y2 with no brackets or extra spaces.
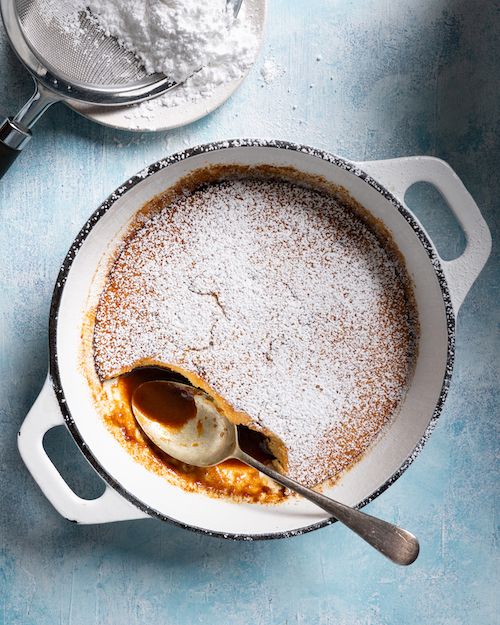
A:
91,166,418,491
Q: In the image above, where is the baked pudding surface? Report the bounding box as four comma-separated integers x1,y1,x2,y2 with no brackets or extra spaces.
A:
88,166,417,501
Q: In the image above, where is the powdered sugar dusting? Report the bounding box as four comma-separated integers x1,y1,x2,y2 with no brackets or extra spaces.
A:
93,176,417,486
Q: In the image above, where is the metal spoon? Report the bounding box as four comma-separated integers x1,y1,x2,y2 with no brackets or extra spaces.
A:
131,380,419,565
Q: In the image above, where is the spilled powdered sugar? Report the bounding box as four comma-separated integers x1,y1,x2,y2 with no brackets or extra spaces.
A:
93,177,417,486
260,58,283,84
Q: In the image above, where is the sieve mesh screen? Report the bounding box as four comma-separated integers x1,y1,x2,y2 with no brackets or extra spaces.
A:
15,0,162,88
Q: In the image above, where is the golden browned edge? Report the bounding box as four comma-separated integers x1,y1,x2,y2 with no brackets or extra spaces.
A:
81,163,419,499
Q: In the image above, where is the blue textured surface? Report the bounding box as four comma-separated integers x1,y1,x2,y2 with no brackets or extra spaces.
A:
1,0,498,623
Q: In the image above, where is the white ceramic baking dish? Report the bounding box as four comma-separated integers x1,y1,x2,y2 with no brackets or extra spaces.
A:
18,140,491,538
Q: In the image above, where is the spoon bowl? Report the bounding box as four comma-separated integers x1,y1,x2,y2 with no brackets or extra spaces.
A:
132,381,237,466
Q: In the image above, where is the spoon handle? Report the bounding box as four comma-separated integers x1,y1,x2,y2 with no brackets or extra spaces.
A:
235,449,419,566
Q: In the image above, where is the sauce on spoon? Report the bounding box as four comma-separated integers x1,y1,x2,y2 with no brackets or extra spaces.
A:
132,380,197,431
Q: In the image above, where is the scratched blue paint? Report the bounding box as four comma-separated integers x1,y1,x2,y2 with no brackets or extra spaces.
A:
0,0,498,623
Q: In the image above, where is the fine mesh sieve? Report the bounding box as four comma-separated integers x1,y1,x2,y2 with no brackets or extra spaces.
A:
0,0,242,177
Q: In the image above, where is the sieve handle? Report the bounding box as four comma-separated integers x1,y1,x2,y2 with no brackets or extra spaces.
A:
0,81,58,180
0,118,29,178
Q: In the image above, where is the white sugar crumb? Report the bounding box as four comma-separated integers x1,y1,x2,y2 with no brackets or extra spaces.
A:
94,178,417,486
260,58,283,84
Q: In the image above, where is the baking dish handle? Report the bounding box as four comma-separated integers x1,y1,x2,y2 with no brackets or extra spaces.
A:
357,156,492,313
18,376,148,524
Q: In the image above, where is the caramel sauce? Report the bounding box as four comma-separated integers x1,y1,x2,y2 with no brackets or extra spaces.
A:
132,381,196,431
108,368,286,503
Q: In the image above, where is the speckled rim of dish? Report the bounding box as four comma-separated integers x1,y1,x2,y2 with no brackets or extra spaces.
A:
47,139,455,540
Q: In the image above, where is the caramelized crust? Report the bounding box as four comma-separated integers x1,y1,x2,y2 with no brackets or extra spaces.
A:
86,165,418,500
